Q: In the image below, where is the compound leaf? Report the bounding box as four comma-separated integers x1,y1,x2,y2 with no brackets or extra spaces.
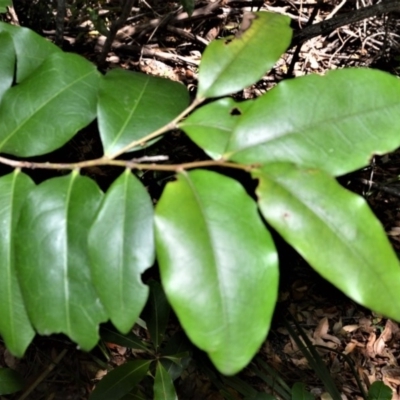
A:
197,11,291,99
0,171,35,357
155,170,278,375
15,172,107,350
0,52,99,157
254,163,400,320
89,170,154,334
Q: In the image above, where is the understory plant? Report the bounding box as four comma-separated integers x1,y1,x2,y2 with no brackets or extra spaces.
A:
1,8,400,398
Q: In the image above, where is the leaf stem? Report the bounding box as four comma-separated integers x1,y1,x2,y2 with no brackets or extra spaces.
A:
106,96,204,159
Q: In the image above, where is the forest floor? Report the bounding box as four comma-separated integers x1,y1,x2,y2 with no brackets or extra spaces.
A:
1,0,400,399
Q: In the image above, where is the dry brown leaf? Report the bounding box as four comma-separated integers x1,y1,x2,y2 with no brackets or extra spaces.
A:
366,332,376,357
342,324,360,333
314,317,329,339
343,341,357,355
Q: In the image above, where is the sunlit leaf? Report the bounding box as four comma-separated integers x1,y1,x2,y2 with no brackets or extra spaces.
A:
197,11,291,99
0,171,35,357
98,69,189,156
155,170,278,375
254,163,400,320
15,172,107,350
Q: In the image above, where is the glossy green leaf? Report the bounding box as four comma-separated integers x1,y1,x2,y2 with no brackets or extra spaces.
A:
155,170,278,375
0,51,99,157
0,22,60,82
154,361,177,400
15,172,107,350
197,11,291,99
0,171,35,357
98,69,189,156
0,1,11,13
144,281,170,350
100,326,151,352
89,360,151,400
291,383,314,400
368,381,392,400
0,32,15,101
0,368,24,395
194,69,400,176
253,163,400,320
179,98,254,159
89,170,154,333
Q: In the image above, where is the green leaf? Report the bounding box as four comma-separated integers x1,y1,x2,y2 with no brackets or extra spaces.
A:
100,326,151,352
185,69,400,176
194,69,400,176
89,360,151,400
368,381,392,400
0,171,35,357
0,51,100,157
155,170,278,375
144,281,170,350
253,163,400,320
160,331,192,380
15,172,107,350
0,0,11,13
291,382,314,400
154,361,177,400
179,0,194,16
0,22,60,82
88,170,154,334
98,69,189,156
180,97,254,159
197,11,292,99
0,368,24,395
0,32,15,102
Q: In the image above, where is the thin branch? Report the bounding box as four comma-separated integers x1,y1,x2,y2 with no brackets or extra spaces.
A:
107,96,204,159
55,0,66,46
292,0,400,46
0,155,255,173
98,0,136,65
